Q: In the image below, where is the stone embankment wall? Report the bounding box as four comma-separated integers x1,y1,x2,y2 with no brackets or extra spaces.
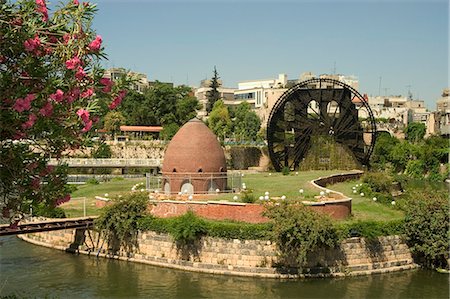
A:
108,141,165,160
19,228,417,278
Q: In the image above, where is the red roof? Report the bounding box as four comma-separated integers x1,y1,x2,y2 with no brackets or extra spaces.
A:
120,126,163,132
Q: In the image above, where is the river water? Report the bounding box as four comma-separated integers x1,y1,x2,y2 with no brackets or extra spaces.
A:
0,236,448,299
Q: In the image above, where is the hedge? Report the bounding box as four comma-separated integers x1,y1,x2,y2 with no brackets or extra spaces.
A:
137,215,403,241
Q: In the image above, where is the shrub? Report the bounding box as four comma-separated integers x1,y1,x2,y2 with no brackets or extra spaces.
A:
169,211,207,244
403,189,449,269
335,220,404,240
137,216,271,241
241,189,256,203
95,192,148,254
361,172,393,194
205,220,271,240
264,202,339,267
281,166,290,176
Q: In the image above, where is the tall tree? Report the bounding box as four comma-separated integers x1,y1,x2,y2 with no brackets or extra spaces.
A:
206,66,221,114
233,102,261,142
103,111,125,138
405,122,426,143
118,83,201,138
207,100,231,142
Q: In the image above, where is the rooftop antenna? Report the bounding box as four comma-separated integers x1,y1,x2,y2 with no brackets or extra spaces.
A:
333,61,336,74
406,85,412,100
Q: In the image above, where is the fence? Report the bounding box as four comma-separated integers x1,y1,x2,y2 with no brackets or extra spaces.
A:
145,172,243,194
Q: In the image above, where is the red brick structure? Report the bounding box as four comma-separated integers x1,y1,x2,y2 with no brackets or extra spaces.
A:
161,118,227,194
148,199,351,222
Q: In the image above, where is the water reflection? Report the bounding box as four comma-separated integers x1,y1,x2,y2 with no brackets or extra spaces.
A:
0,236,448,298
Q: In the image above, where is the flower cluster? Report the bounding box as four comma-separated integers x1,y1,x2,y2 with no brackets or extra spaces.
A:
109,90,127,110
1,0,131,222
88,35,102,52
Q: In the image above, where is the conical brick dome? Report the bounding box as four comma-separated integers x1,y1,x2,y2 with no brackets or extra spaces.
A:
161,118,227,195
162,118,226,174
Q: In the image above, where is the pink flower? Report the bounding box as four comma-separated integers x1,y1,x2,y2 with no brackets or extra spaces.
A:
24,35,41,53
88,35,102,52
65,56,81,70
13,131,26,140
108,89,127,110
82,119,93,132
63,33,71,44
56,194,71,206
39,101,53,117
75,66,86,80
73,0,79,4
22,113,37,130
81,88,94,98
76,108,90,123
65,87,80,103
50,89,64,102
99,77,113,93
35,0,48,22
13,94,36,112
31,177,41,190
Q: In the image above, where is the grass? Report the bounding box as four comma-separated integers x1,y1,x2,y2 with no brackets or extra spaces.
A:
214,170,343,201
61,177,145,217
330,180,404,222
60,170,405,222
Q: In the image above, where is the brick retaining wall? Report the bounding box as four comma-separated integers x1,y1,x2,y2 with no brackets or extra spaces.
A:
19,228,417,278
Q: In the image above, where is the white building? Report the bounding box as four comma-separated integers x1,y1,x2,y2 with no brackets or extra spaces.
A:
194,79,235,118
436,88,450,136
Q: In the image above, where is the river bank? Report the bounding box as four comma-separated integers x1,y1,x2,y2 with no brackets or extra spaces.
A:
18,226,417,279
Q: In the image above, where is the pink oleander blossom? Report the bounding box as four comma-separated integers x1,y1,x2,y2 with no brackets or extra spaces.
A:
31,177,41,190
24,35,41,53
65,56,81,70
99,77,113,93
88,35,102,52
65,87,80,103
35,0,48,22
81,119,93,132
21,113,37,130
50,89,64,102
13,94,35,112
108,89,127,110
75,66,86,80
63,33,71,44
39,101,53,117
56,194,71,206
81,88,94,98
76,108,90,123
13,131,26,140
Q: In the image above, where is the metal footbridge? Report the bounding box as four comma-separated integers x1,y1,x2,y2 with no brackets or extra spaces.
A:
0,217,96,237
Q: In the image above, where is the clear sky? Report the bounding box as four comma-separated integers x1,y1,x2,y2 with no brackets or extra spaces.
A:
91,0,448,109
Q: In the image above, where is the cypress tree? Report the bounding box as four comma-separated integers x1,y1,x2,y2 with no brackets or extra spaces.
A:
206,66,221,114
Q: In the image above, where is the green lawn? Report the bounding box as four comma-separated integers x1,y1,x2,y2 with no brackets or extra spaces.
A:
61,171,404,222
61,177,145,217
330,180,404,222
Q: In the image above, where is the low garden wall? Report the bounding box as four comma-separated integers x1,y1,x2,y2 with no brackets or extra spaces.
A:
18,228,417,278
